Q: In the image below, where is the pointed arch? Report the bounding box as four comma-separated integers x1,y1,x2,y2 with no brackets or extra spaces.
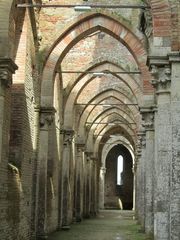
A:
41,13,153,107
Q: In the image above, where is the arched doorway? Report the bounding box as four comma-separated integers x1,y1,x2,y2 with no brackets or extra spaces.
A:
104,144,133,210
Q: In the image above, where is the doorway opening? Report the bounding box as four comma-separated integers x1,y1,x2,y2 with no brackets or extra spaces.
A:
104,144,133,210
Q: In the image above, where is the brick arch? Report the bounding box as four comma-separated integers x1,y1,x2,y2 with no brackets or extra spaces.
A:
77,90,139,142
86,110,136,150
149,0,171,38
92,113,136,137
65,83,138,129
87,110,136,136
65,61,142,104
64,74,138,128
41,13,153,107
87,106,136,127
93,125,136,155
88,112,136,146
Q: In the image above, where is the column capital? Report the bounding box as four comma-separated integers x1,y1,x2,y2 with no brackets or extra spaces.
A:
100,167,106,174
136,130,146,152
0,58,18,87
140,106,155,131
85,151,93,161
168,52,180,63
39,107,56,129
76,143,86,152
147,55,171,94
90,156,98,163
60,129,75,144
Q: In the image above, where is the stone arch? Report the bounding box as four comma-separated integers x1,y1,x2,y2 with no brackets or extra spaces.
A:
41,13,153,107
101,138,135,168
0,0,26,59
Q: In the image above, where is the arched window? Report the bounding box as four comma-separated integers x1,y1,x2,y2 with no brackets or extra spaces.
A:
117,155,123,185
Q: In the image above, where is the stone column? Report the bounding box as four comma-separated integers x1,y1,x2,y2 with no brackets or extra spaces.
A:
134,151,141,221
90,157,97,216
83,152,87,217
93,157,98,214
169,53,180,240
99,167,106,209
75,143,85,222
84,151,93,217
61,129,74,229
141,107,155,235
36,107,55,239
134,132,143,218
135,130,146,229
149,57,171,240
0,58,17,163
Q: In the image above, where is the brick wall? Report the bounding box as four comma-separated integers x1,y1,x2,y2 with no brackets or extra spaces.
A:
0,9,39,240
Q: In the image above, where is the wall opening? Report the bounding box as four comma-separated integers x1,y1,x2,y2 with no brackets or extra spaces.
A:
117,155,123,186
104,144,133,210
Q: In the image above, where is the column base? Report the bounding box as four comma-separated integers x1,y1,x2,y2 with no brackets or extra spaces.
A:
37,234,48,240
62,225,70,230
76,215,82,222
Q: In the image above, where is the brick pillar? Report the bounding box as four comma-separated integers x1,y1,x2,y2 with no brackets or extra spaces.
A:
141,107,155,235
75,143,85,222
149,56,171,240
99,167,106,209
36,107,55,239
61,129,74,229
0,58,17,163
169,53,180,240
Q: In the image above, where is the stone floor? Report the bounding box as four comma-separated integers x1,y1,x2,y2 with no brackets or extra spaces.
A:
48,210,152,240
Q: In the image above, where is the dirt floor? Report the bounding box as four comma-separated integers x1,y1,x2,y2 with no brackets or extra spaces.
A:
48,210,153,240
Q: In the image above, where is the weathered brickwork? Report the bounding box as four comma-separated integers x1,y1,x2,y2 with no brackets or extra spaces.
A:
0,0,180,240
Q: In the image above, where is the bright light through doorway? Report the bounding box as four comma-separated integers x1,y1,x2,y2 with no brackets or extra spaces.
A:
117,155,123,185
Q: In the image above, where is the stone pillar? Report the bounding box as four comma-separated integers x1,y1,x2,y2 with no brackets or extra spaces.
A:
36,107,55,239
93,157,98,214
141,107,155,235
99,167,106,209
0,58,17,163
149,57,171,240
135,133,143,219
61,129,74,229
90,157,97,216
169,53,180,240
134,152,141,221
137,130,146,229
84,151,93,217
75,143,85,222
83,152,87,217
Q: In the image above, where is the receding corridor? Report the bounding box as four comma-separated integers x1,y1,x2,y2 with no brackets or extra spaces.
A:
1,1,180,240
48,211,151,240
